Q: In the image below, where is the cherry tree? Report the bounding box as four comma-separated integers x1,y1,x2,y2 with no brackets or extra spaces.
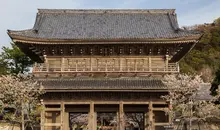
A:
0,74,44,130
162,74,220,130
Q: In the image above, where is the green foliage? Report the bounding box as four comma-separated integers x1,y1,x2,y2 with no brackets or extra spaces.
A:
0,58,7,75
211,70,220,96
180,17,220,96
0,43,33,74
180,17,220,78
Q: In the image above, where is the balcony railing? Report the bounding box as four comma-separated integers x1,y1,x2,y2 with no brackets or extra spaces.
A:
33,58,179,73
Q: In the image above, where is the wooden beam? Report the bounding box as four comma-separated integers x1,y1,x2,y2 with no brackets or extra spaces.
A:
153,108,168,111
44,123,61,127
45,108,62,111
154,123,169,126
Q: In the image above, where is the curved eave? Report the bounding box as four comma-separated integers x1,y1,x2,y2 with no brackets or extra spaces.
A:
8,32,202,44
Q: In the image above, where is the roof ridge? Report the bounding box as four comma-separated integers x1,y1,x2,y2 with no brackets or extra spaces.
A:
38,9,176,14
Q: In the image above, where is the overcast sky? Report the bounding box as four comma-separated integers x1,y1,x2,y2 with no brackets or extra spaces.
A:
1,0,220,49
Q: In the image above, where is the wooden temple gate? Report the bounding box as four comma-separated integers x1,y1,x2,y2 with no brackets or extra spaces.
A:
40,92,171,130
8,9,202,130
41,101,170,130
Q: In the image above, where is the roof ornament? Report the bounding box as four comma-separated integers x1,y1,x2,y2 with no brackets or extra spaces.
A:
167,13,179,32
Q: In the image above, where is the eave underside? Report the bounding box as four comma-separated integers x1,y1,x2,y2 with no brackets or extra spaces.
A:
14,40,197,63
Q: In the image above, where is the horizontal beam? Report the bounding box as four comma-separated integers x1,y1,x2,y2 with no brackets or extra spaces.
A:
43,101,167,105
44,123,61,127
45,108,62,111
154,123,170,126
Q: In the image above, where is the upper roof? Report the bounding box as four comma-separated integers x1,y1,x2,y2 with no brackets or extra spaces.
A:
8,9,201,42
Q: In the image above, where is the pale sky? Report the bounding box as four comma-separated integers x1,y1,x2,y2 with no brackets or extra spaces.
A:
1,0,220,49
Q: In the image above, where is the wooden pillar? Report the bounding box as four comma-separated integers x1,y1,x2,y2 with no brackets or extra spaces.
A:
119,58,122,72
61,102,65,130
177,62,180,72
40,99,45,130
135,59,137,72
149,101,154,130
44,55,49,72
165,55,169,71
169,99,173,124
89,102,96,130
148,57,152,72
119,102,124,130
105,60,107,71
61,57,65,72
90,58,92,71
76,60,78,72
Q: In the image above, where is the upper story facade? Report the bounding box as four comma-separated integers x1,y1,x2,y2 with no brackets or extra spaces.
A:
8,9,202,76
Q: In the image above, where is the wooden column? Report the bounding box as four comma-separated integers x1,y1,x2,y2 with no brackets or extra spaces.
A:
44,55,49,72
148,57,152,72
135,59,137,71
89,102,96,130
40,99,45,130
76,60,78,72
165,55,169,71
61,102,65,130
169,100,173,124
90,57,92,71
61,57,65,72
149,101,154,130
119,58,122,72
119,102,124,130
177,62,180,72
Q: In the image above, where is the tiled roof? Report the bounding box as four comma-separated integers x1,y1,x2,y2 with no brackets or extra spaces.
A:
38,78,166,91
8,9,200,41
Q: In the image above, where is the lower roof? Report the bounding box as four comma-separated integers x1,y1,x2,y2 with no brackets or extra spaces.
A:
38,78,167,92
